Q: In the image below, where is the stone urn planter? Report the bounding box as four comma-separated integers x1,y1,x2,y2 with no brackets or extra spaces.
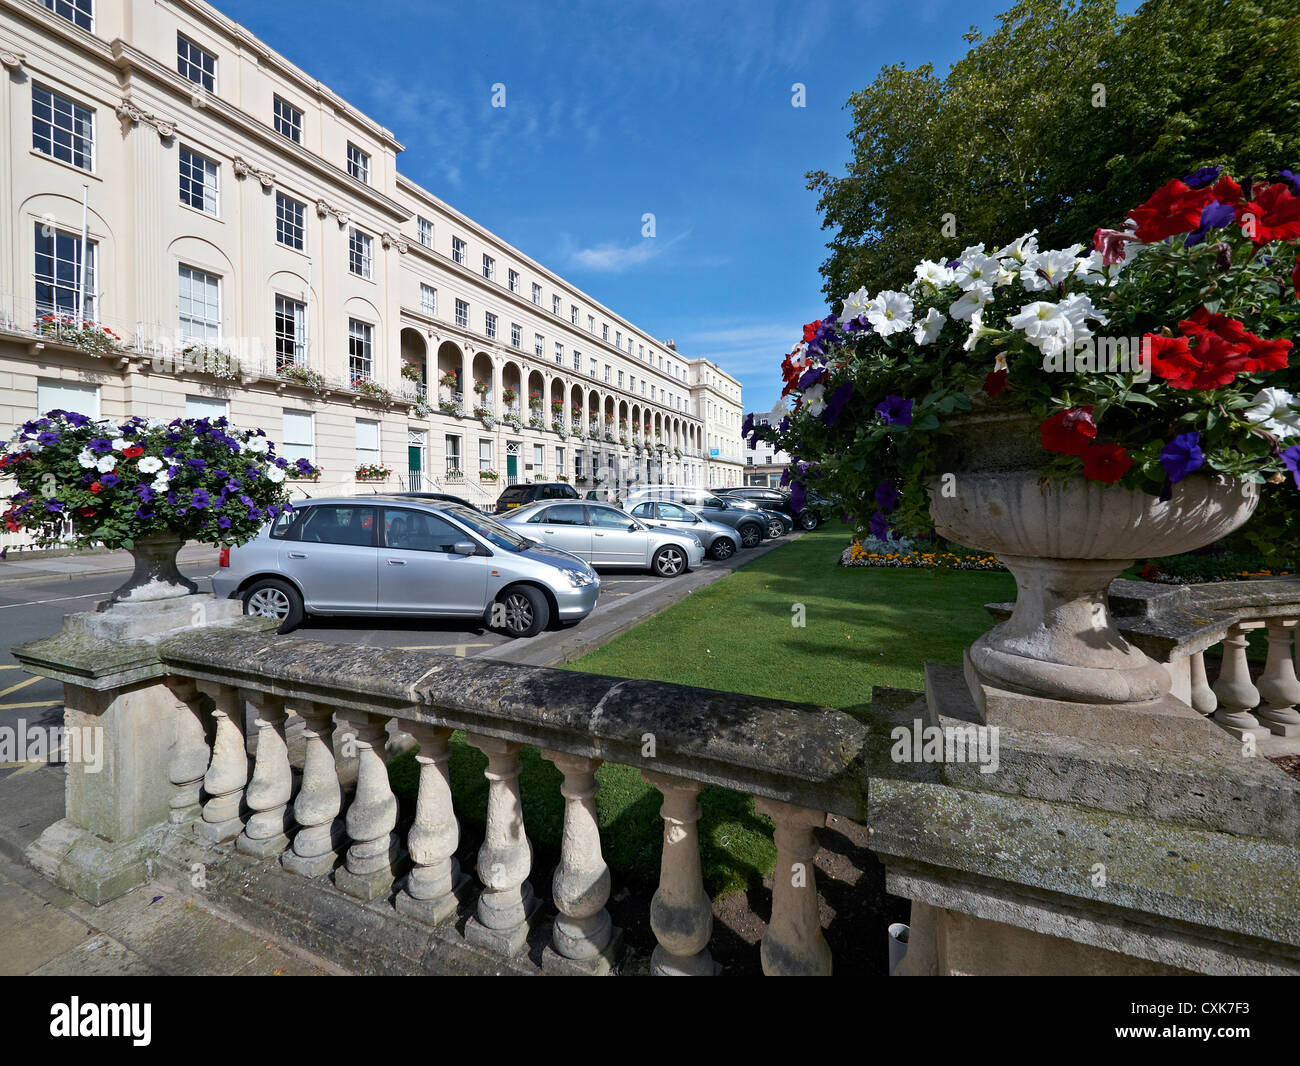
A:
927,413,1259,705
110,531,198,603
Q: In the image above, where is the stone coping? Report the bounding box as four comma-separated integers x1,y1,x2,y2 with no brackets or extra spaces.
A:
157,626,872,819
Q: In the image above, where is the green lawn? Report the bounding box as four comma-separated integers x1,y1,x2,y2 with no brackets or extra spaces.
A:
390,522,1014,897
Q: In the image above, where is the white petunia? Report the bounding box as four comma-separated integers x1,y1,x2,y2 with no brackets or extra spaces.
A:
110,438,127,451
949,283,992,322
994,231,1039,263
962,309,997,353
913,260,956,288
840,286,871,322
955,253,1003,291
802,383,827,417
245,436,270,455
151,475,170,492
77,449,97,469
913,307,946,345
96,454,117,473
266,465,286,483
1020,245,1086,291
864,290,914,336
1245,388,1300,439
137,456,164,474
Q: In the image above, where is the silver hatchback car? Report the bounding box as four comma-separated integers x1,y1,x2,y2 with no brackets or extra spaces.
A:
500,500,704,576
210,495,599,637
625,500,740,560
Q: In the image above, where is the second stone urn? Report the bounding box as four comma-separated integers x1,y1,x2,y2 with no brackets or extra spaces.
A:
927,413,1259,707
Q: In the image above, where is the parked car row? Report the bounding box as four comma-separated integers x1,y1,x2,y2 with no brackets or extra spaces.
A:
212,483,815,640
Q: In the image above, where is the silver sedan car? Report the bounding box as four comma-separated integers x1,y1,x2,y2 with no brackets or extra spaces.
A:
210,495,599,637
501,500,704,576
626,500,739,560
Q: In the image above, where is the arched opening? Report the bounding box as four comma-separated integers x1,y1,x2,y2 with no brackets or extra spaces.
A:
472,352,496,415
400,328,428,398
527,370,547,426
436,340,464,405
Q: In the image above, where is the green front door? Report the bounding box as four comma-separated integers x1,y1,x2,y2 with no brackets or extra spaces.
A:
408,444,423,490
506,453,518,485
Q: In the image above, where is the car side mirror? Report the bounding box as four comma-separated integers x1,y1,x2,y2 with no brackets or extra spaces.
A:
627,522,637,531
453,541,476,555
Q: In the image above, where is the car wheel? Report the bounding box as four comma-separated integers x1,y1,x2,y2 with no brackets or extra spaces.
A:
767,518,785,539
652,545,687,577
242,578,304,628
739,523,762,549
710,536,737,561
799,511,820,531
495,585,550,638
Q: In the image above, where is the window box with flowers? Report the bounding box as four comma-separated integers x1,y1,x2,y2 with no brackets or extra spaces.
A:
445,468,464,481
351,377,393,405
472,379,491,397
355,462,391,482
277,364,327,395
479,468,500,482
34,314,124,358
439,399,463,416
400,362,425,384
556,474,570,483
439,371,458,390
183,344,241,380
291,462,322,482
574,475,588,485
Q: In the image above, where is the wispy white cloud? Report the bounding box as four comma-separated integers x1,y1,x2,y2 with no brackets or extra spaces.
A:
564,228,692,274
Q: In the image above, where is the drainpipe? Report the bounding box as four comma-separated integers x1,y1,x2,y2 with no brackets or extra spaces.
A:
887,922,910,975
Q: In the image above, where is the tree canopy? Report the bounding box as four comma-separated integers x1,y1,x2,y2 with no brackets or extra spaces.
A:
808,0,1300,305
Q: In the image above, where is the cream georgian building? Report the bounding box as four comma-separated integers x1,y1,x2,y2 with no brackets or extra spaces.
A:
0,0,736,515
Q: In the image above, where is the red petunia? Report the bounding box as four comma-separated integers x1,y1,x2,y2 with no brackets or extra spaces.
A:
1040,406,1098,456
122,445,144,459
89,482,102,494
78,507,96,517
802,321,820,343
1238,183,1300,244
1082,443,1134,484
1210,173,1243,206
1128,179,1214,243
983,369,1008,398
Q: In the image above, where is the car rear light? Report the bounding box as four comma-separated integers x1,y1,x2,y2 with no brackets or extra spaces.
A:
218,548,230,567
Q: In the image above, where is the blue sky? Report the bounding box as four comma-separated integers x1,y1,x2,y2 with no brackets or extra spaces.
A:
220,0,1025,412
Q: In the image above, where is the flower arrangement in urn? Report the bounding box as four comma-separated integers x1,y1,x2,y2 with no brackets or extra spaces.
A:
1,412,315,600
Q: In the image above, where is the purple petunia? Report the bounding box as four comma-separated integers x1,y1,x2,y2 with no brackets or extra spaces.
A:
823,382,853,426
217,516,232,530
135,507,154,520
64,411,90,427
1283,445,1300,489
98,473,121,489
1160,432,1204,483
1277,169,1300,196
1185,200,1236,248
87,437,112,454
790,480,806,513
186,458,206,471
874,480,901,510
869,511,892,541
798,365,826,391
136,484,154,502
1182,165,1222,190
45,499,64,513
36,431,60,446
875,395,913,426
191,489,210,509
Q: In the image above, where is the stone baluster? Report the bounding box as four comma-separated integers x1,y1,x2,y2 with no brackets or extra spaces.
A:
196,683,247,842
542,751,619,974
1211,624,1268,742
237,691,293,857
281,701,345,877
164,678,209,825
396,722,467,924
335,712,402,899
1188,650,1217,716
465,734,537,955
642,770,715,976
1256,620,1300,737
752,798,832,976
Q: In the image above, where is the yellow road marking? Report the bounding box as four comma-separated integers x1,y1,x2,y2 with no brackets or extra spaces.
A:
0,675,42,699
393,642,494,657
0,700,63,711
0,760,54,777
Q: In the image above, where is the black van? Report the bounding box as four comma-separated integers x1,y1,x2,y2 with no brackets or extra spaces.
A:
493,481,580,514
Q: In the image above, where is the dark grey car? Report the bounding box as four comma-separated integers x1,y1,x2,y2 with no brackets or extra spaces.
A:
624,487,768,549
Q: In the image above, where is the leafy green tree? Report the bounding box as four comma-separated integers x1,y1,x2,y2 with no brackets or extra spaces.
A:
809,0,1300,305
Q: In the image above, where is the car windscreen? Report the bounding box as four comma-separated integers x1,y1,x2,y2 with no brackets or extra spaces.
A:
496,486,529,501
442,504,530,551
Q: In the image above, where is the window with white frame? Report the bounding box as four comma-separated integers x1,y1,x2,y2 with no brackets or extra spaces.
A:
604,365,611,383
510,323,521,348
589,357,597,377
32,84,94,171
532,443,544,472
572,351,580,371
639,344,644,359
37,378,99,420
570,304,578,325
615,330,622,347
348,318,373,379
531,283,542,305
35,225,96,318
346,142,370,184
420,283,437,316
554,341,563,365
276,193,305,250
640,380,646,395
40,0,93,30
555,446,565,475
574,449,584,478
417,216,433,247
629,374,635,393
348,228,372,278
452,236,466,265
274,294,306,368
479,438,493,473
534,333,544,357
587,315,594,332
484,311,497,340
508,269,519,293
445,434,461,474
601,324,609,341
552,294,561,315
280,409,314,463
273,95,302,142
355,418,380,466
617,370,624,388
179,147,218,215
178,265,220,344
455,298,469,328
176,34,216,92
482,254,495,280
185,394,228,421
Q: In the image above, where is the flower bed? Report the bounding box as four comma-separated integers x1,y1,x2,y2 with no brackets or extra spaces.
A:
1,411,312,548
841,541,1005,571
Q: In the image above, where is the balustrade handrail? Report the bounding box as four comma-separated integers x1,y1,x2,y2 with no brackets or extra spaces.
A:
156,626,870,818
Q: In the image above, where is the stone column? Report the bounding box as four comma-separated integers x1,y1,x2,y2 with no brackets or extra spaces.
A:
396,722,467,924
465,734,537,955
1211,624,1269,742
237,692,293,857
753,797,832,976
1256,621,1300,737
642,770,715,976
335,712,402,900
542,751,619,974
164,678,209,825
197,683,247,843
1188,650,1217,716
281,702,345,878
